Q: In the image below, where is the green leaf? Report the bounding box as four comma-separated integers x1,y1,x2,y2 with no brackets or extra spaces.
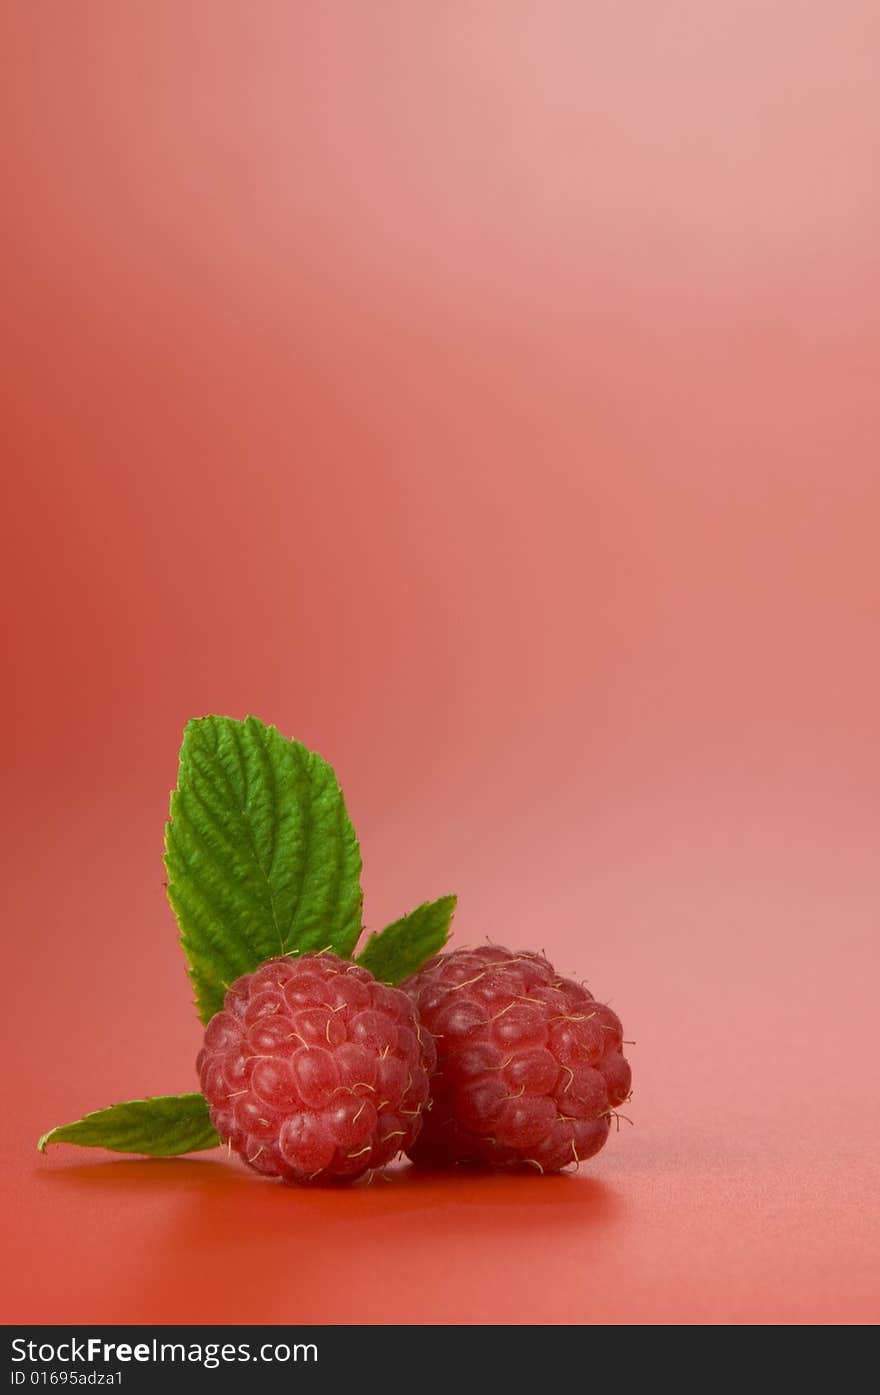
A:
38,1094,219,1156
165,715,363,1022
357,895,457,984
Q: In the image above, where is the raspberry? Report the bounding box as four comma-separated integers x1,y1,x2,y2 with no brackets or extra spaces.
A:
198,952,436,1183
402,946,631,1173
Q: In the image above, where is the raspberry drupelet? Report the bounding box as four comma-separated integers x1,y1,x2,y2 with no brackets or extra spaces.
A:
198,952,436,1183
402,946,631,1173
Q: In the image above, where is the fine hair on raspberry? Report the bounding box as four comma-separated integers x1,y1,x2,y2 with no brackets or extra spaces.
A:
198,951,436,1183
402,945,631,1173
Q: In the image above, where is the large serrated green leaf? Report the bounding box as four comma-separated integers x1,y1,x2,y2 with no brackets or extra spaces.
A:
165,715,363,1022
357,895,457,984
38,1094,219,1156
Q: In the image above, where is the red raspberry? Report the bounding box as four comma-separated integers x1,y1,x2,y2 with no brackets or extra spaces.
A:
198,952,435,1184
402,946,631,1173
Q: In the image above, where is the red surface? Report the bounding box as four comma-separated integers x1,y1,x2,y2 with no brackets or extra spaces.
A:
2,2,879,1324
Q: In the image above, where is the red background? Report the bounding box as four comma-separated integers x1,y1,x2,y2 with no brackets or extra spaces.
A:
2,1,879,1324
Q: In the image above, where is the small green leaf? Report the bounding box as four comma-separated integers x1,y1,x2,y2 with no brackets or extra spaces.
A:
357,895,457,984
165,715,363,1022
38,1094,219,1156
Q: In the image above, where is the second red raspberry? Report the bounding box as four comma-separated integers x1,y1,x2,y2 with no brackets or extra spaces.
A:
402,945,631,1173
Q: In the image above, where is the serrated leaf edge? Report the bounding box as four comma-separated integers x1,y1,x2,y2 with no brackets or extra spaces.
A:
357,893,457,982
